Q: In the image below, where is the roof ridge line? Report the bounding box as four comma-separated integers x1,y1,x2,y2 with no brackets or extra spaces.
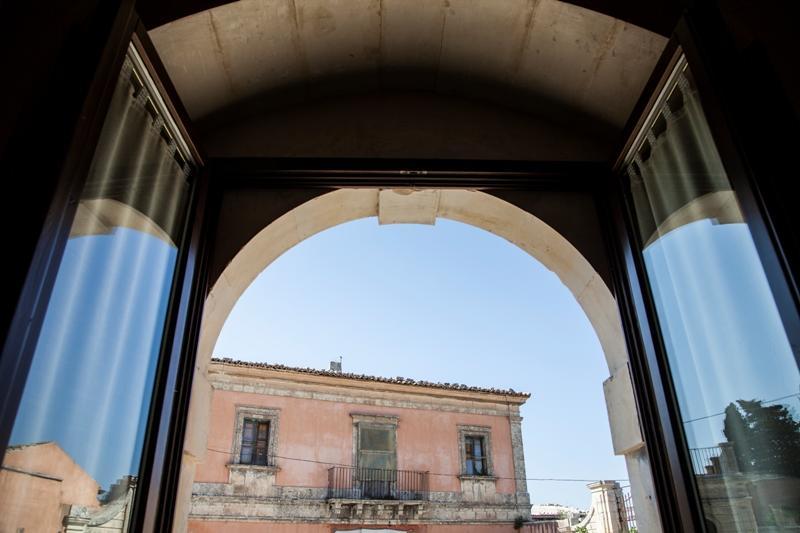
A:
211,357,530,398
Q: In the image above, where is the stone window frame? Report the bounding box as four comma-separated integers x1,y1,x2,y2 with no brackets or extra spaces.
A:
350,413,399,469
457,424,495,478
230,405,280,471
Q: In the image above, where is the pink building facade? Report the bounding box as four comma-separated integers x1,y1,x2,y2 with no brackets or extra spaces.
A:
0,442,100,533
0,442,139,533
189,359,531,532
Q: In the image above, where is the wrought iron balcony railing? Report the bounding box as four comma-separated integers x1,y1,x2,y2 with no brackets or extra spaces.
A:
328,466,429,501
690,446,723,475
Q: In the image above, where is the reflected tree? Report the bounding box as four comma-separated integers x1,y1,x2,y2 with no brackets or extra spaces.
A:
723,399,800,477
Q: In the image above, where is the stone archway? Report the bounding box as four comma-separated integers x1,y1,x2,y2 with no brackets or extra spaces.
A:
174,188,661,532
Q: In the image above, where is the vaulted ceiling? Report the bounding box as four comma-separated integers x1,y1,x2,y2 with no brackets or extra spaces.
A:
149,0,670,159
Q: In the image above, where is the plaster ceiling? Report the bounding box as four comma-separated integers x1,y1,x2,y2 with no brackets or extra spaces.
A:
149,0,668,154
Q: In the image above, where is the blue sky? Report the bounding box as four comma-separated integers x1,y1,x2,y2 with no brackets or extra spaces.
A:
10,228,174,491
215,217,627,508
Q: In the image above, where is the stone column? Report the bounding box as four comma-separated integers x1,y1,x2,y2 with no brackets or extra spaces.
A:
509,413,530,509
718,442,739,474
587,480,626,533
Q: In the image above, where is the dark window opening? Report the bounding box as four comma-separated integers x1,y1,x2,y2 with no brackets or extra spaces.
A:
240,419,270,466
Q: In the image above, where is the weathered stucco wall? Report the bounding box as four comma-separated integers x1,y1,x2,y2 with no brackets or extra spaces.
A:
3,442,100,506
190,364,530,528
0,468,64,533
198,388,518,494
0,442,100,533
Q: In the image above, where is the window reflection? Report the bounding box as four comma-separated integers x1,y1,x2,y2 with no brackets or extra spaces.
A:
626,56,800,531
0,45,192,533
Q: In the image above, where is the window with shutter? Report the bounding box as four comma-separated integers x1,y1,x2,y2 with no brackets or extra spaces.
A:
464,435,486,475
240,419,270,466
231,407,280,469
358,425,397,471
458,425,493,477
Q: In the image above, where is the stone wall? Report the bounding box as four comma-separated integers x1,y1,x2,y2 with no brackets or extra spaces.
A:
189,523,523,532
190,481,530,524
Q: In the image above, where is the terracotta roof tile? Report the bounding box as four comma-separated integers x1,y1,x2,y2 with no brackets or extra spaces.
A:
212,357,530,398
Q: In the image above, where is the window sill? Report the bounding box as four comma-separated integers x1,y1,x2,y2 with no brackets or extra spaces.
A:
458,474,496,481
227,463,280,474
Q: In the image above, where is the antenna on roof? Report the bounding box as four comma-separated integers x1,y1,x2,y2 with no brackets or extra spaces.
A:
330,357,342,373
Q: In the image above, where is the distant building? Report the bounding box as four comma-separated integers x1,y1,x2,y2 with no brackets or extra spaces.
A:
189,358,532,532
691,442,800,532
530,503,587,524
0,442,100,532
0,442,137,533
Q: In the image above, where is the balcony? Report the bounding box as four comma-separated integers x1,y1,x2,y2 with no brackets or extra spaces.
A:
328,466,429,500
327,466,429,521
689,443,739,476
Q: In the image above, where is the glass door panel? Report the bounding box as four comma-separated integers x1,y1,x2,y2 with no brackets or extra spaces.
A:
0,44,194,533
623,55,800,532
